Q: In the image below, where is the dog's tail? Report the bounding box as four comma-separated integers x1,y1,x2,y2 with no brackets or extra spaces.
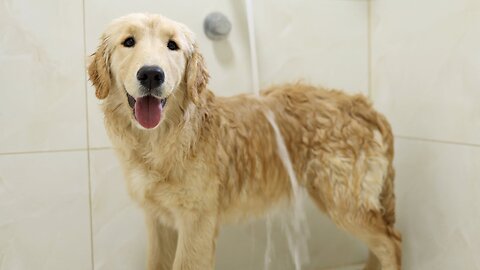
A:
382,165,397,225
381,163,402,267
335,93,400,238
376,112,401,241
381,164,402,251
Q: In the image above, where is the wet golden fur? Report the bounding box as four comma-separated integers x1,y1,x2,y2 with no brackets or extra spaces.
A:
88,13,401,270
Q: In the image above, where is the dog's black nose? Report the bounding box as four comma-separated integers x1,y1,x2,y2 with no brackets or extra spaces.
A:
137,65,165,89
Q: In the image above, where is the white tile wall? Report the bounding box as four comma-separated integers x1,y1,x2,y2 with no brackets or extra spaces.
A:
371,0,480,145
254,0,369,94
0,0,87,153
394,138,480,270
1,0,479,269
0,151,91,270
89,149,146,270
371,0,480,269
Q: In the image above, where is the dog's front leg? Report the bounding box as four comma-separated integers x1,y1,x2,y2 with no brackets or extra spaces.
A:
172,213,218,270
145,213,178,270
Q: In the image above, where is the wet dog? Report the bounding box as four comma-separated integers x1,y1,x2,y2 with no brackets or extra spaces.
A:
88,13,401,270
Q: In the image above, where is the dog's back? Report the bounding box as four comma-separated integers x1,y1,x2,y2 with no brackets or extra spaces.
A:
208,83,394,222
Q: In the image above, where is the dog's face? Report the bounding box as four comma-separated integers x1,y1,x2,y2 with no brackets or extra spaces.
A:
88,13,209,129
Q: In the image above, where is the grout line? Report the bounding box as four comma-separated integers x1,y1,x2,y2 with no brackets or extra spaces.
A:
318,262,364,270
0,148,89,156
244,0,260,95
395,135,480,148
89,146,113,151
367,0,373,99
2,135,479,155
81,0,95,269
0,146,113,156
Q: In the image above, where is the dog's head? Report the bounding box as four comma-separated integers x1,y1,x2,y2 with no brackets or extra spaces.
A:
88,13,209,129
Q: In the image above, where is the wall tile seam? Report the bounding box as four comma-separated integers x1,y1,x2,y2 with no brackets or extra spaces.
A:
395,135,480,148
0,147,112,156
367,0,372,99
81,0,95,268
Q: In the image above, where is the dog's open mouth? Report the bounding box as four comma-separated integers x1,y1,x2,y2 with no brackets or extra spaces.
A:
126,92,167,129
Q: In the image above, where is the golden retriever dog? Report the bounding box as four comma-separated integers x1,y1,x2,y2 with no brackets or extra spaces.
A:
88,13,401,270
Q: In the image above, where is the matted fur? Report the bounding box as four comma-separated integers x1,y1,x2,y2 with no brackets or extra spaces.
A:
88,13,402,270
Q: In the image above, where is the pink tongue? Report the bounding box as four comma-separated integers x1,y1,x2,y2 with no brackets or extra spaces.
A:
134,96,162,129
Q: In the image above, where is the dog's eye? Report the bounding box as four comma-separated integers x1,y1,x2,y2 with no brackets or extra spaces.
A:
167,40,179,51
122,37,135,48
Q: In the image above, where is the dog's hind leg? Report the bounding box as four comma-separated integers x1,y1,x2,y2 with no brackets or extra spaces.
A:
311,201,400,270
145,214,178,270
306,169,401,269
335,211,401,270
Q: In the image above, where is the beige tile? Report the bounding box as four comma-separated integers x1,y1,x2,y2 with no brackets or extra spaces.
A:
0,0,87,153
394,138,480,269
254,0,368,94
84,0,254,148
0,151,91,270
89,149,146,270
371,0,480,144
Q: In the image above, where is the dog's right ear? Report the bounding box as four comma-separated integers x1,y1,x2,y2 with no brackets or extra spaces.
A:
88,37,111,99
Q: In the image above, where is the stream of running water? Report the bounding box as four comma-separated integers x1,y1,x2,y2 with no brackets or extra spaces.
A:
244,1,311,269
263,111,311,270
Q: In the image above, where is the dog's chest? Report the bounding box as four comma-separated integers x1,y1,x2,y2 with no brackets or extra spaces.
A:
126,160,218,218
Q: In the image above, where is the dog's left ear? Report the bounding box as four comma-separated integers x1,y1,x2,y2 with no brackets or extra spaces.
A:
88,37,112,100
185,45,210,104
